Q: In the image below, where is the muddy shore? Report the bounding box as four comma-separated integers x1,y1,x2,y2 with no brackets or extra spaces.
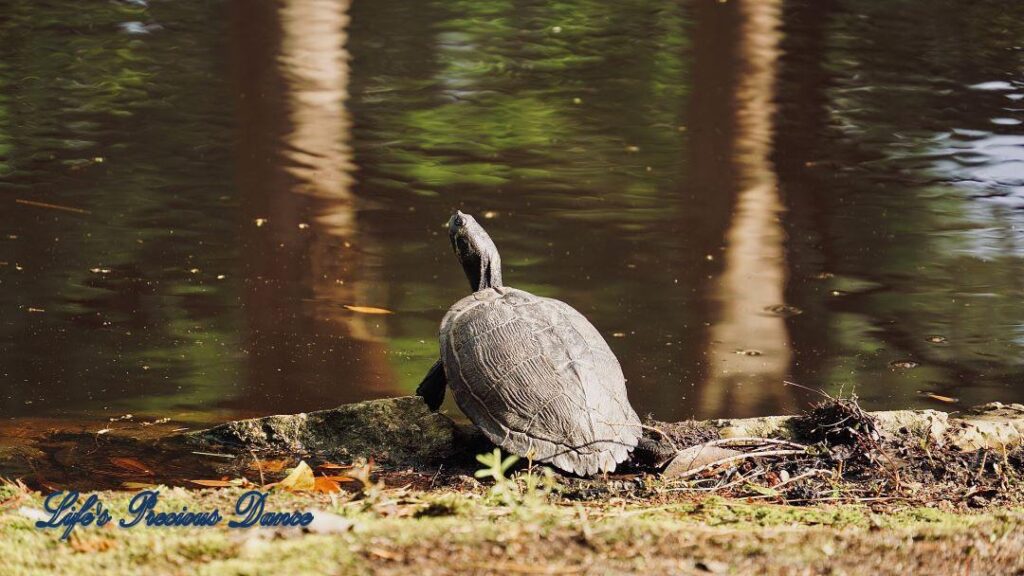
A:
2,396,1023,574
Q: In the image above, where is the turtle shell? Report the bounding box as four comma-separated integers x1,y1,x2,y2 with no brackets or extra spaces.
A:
440,287,641,476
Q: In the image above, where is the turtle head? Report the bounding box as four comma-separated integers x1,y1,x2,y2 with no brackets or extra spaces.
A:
448,210,503,292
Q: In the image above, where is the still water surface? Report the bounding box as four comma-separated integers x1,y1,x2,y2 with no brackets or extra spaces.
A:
2,0,1024,431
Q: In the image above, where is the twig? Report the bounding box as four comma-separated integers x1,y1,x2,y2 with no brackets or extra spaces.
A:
772,469,834,491
457,560,588,574
703,437,809,451
191,451,237,459
783,380,834,400
429,465,444,490
671,449,808,480
637,423,679,452
15,198,92,215
783,495,916,504
665,469,769,493
249,450,265,486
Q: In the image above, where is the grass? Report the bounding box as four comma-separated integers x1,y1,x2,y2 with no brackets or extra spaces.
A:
3,484,1023,575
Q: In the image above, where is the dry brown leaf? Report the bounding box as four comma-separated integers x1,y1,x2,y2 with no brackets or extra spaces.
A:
188,479,235,488
663,444,744,479
321,475,361,484
317,462,353,471
343,305,393,315
110,457,153,476
249,459,289,473
276,461,316,492
314,476,342,493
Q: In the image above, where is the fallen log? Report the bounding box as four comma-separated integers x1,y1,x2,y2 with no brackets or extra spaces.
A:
180,396,1024,465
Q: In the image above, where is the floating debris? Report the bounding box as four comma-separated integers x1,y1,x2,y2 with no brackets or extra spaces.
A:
344,305,393,315
141,417,171,426
889,360,919,370
763,304,803,317
118,21,163,35
735,349,763,356
920,392,959,404
254,218,268,227
15,198,91,215
926,336,948,344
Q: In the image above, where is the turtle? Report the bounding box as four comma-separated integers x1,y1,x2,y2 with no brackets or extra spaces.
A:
417,211,642,476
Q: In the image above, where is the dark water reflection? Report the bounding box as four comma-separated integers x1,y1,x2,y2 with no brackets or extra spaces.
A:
1,0,1023,434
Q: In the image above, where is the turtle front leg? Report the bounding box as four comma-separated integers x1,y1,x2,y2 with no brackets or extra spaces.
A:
416,359,447,411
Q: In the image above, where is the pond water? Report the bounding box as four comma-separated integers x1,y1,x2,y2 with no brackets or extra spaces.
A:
2,0,1023,435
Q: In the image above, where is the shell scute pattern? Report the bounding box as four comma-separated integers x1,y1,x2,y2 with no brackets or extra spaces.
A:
440,287,641,476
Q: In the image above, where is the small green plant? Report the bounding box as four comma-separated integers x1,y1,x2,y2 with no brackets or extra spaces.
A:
516,464,561,507
475,448,520,505
474,449,561,506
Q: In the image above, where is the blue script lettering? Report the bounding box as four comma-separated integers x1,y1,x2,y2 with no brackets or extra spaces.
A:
35,491,112,540
120,490,222,528
229,490,314,528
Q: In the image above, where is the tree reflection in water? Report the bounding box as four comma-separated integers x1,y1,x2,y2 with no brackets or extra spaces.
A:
689,0,794,417
232,0,394,415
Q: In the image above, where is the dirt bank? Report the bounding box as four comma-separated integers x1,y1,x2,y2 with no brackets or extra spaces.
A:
3,396,1024,574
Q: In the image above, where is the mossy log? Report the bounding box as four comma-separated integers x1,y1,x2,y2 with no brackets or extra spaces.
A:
714,402,1024,451
178,396,488,466
179,397,1024,466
